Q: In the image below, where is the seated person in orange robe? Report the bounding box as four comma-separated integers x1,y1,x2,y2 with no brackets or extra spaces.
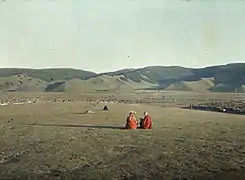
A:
141,111,152,129
125,111,138,129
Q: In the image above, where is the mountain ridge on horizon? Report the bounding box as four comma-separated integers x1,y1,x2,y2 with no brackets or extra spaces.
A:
0,62,243,74
0,63,245,93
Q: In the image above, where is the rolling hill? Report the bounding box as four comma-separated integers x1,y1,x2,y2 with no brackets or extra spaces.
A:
97,66,193,83
0,74,47,92
0,63,245,93
0,68,96,82
165,78,216,92
44,75,157,93
235,85,245,93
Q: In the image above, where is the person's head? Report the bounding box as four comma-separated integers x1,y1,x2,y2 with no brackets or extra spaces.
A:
129,111,136,116
144,112,148,116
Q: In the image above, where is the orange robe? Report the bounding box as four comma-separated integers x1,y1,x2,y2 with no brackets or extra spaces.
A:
142,115,152,129
125,115,137,129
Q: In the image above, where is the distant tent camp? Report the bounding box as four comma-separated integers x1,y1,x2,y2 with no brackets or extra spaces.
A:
103,105,109,111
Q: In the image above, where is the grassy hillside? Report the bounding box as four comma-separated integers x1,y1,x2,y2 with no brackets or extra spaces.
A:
0,74,47,92
192,63,245,84
0,63,245,93
235,84,245,93
165,78,216,92
0,68,96,82
100,63,245,92
45,75,157,93
101,66,193,83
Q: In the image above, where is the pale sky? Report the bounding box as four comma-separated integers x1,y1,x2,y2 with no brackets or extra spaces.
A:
0,0,245,73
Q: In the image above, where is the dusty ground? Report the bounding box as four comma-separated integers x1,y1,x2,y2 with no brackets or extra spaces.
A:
0,93,245,180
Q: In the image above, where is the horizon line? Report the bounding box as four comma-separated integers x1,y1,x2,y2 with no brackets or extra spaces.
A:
0,62,244,74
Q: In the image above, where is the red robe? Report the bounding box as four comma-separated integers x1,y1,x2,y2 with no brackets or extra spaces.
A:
143,115,152,129
125,115,137,129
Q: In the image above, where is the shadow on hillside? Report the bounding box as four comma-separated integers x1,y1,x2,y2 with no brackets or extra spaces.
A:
26,123,125,129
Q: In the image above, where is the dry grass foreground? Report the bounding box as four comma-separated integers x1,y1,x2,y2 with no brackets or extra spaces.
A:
0,101,245,180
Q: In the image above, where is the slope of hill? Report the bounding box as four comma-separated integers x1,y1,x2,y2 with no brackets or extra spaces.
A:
100,66,193,83
165,78,216,92
45,79,85,93
0,68,96,82
99,63,245,92
191,63,245,84
235,85,245,93
45,75,157,93
1,63,245,93
0,74,47,92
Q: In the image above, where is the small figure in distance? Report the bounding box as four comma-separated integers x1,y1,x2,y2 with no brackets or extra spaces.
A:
141,112,152,129
125,111,137,129
103,105,109,111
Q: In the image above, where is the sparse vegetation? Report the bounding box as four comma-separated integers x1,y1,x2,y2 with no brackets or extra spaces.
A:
0,68,97,82
0,92,245,179
0,75,47,92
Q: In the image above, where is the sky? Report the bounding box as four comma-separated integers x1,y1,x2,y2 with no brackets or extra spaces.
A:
0,0,245,73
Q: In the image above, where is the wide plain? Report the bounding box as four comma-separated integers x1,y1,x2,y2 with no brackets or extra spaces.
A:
0,91,245,180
